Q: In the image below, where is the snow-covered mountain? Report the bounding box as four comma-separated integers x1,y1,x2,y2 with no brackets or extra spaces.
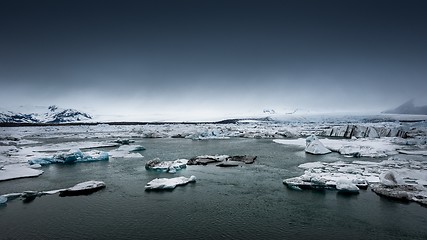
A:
383,100,427,115
0,105,92,123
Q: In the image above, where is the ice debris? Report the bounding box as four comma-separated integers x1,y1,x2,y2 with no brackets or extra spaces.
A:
28,149,109,165
145,158,188,173
305,135,331,155
145,176,196,191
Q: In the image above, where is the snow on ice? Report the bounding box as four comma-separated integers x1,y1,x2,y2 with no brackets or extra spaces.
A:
0,164,44,181
145,176,196,191
283,157,427,206
28,149,109,165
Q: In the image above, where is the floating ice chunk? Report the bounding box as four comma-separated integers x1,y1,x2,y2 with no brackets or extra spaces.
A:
0,164,44,181
28,149,109,165
29,164,42,169
116,145,145,152
0,195,7,204
59,180,106,197
305,135,332,155
370,184,427,206
145,158,188,173
145,176,196,191
109,145,145,158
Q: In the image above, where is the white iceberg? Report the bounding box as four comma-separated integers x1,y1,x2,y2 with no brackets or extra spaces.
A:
305,135,331,155
145,176,196,191
0,164,44,181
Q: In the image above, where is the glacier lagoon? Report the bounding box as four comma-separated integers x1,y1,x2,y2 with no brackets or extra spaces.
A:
1,137,427,240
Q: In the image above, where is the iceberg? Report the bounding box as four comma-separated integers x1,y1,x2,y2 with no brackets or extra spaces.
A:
305,135,331,155
59,180,106,197
28,149,109,165
145,176,196,191
145,158,188,173
0,195,7,204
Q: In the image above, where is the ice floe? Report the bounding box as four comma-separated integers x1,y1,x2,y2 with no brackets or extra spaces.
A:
0,164,44,181
0,180,105,205
145,176,196,191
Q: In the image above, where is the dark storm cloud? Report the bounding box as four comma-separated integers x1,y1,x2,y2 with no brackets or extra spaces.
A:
1,0,426,118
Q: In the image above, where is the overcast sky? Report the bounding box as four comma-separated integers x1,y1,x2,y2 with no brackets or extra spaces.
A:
1,0,426,120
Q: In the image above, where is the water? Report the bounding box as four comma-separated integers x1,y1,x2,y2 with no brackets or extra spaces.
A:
1,138,427,240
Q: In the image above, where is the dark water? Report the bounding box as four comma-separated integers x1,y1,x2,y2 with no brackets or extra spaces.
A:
1,138,426,240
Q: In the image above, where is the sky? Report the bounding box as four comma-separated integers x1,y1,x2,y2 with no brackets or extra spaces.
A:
1,0,426,120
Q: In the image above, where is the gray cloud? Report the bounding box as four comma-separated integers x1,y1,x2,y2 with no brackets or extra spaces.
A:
1,0,426,119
